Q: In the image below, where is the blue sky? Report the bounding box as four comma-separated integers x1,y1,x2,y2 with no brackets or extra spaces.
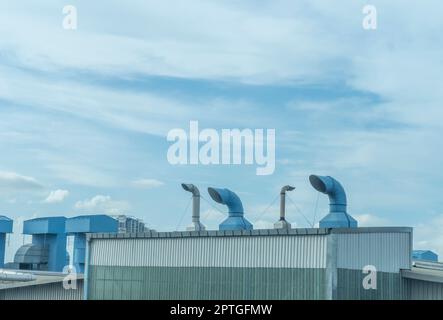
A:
1,1,443,261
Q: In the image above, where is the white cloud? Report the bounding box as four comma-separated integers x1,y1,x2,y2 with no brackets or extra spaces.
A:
197,209,226,230
75,195,130,215
132,179,164,189
44,189,69,203
414,215,443,260
0,171,43,190
354,214,390,227
254,220,274,229
201,209,225,222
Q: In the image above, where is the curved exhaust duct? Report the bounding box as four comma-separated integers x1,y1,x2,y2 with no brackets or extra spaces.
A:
274,185,295,229
207,187,253,231
309,175,357,228
181,183,205,231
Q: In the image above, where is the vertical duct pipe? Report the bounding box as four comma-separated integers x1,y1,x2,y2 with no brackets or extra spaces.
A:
182,184,205,231
0,216,13,268
309,175,357,228
274,185,295,229
208,187,253,231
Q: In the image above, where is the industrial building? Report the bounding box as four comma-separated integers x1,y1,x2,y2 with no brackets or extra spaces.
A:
412,250,438,262
83,176,443,300
86,227,411,299
112,215,149,233
1,174,443,300
0,269,83,300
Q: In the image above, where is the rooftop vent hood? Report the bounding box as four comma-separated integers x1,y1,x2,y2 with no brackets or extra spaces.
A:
208,187,253,231
309,175,357,228
274,185,295,230
181,183,205,231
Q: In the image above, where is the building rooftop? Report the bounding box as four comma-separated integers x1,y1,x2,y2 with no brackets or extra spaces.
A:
0,269,84,290
402,261,443,283
87,226,412,240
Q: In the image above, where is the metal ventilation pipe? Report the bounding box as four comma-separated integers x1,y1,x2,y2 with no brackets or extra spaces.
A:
181,183,205,231
208,187,253,231
309,175,357,228
274,185,295,229
0,270,36,282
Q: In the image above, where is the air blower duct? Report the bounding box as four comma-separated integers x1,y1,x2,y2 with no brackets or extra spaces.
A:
21,217,67,272
0,216,13,268
208,187,253,231
309,175,357,228
274,185,295,230
66,215,118,274
181,183,205,231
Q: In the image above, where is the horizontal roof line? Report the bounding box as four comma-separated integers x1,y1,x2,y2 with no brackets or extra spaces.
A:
88,226,412,240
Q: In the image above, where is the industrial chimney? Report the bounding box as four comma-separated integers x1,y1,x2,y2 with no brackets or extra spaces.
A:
181,183,205,231
274,185,295,230
208,187,253,231
309,175,357,228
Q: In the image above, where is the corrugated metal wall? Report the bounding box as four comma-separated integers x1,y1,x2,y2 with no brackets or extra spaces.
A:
405,279,443,300
336,232,411,273
0,280,84,300
87,234,329,300
337,269,406,300
88,266,326,300
89,235,328,268
86,229,414,300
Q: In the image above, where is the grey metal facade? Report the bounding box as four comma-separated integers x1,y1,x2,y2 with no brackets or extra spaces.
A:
336,269,406,300
88,266,326,300
0,280,83,300
335,231,411,272
89,234,328,268
405,278,443,300
86,227,412,300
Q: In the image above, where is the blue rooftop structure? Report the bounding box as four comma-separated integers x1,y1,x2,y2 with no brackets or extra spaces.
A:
309,175,358,228
0,216,13,268
412,250,438,262
66,215,118,273
208,187,253,231
23,216,67,272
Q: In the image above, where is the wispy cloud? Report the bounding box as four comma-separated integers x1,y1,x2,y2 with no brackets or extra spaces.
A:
75,195,130,215
43,189,69,203
0,171,43,190
132,179,164,189
0,1,442,255
414,215,443,259
354,214,390,227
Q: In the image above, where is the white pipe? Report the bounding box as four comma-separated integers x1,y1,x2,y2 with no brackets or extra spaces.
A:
0,270,36,282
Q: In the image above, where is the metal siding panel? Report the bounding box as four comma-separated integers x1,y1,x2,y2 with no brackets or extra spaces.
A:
0,280,84,300
88,265,326,300
406,278,443,300
337,269,405,300
89,235,328,269
336,232,411,273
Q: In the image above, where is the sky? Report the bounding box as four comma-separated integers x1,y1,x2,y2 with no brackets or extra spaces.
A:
1,1,443,262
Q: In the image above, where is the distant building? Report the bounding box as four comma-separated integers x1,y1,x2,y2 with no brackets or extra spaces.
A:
412,250,438,262
112,215,148,233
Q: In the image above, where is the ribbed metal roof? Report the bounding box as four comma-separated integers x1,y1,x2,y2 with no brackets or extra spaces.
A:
87,226,411,240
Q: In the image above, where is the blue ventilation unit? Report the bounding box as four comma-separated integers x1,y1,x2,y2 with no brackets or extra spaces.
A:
208,187,253,231
66,215,118,273
23,217,67,272
0,216,13,268
412,250,438,262
309,175,357,228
